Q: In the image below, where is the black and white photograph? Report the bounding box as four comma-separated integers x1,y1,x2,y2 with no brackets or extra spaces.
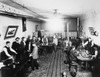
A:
0,0,100,77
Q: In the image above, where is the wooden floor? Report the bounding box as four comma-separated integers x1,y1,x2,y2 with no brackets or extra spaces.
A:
45,48,72,77
0,48,100,77
46,49,63,77
28,48,72,77
28,48,95,77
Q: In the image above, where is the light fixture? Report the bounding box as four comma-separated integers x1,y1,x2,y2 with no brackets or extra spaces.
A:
46,9,65,33
54,9,57,15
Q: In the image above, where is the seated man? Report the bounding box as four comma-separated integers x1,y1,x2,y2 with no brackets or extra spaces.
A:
2,41,17,66
92,47,98,58
69,45,78,74
70,46,78,63
88,47,98,70
64,39,72,64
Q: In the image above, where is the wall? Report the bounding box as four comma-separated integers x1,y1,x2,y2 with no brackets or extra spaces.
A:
82,11,100,46
0,15,40,52
41,18,77,37
68,18,77,32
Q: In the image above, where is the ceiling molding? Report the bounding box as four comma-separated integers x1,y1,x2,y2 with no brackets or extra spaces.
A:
0,0,47,20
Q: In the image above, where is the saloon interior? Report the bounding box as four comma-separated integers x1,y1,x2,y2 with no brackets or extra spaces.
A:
0,0,100,77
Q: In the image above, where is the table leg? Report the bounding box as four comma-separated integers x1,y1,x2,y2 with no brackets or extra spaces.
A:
86,61,88,70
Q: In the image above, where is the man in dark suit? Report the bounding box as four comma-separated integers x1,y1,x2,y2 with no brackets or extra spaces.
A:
12,37,20,54
12,37,20,62
20,37,26,53
20,37,27,62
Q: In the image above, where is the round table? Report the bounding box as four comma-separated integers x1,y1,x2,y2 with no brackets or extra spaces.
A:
76,51,93,70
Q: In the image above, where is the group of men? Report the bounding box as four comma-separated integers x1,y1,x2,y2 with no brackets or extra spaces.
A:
1,34,59,70
63,37,99,69
1,36,39,70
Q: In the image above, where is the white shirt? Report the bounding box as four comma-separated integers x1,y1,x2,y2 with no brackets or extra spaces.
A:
32,45,39,59
64,40,69,47
42,37,48,45
93,50,98,58
53,38,58,45
3,46,17,57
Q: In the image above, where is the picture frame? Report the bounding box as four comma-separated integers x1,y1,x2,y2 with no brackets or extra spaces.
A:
4,26,18,39
89,27,95,35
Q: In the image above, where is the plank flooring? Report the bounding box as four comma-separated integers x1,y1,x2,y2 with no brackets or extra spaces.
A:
28,48,67,77
47,49,61,77
0,47,99,77
28,48,94,77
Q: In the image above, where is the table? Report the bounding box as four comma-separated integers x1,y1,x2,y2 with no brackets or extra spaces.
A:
76,50,93,70
40,45,54,55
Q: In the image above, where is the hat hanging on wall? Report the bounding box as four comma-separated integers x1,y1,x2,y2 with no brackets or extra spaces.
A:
94,31,98,36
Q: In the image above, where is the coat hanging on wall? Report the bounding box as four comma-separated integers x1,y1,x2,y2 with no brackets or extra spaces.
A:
38,31,42,38
22,17,26,32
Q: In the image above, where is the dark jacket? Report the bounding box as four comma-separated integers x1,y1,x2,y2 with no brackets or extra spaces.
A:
12,41,20,54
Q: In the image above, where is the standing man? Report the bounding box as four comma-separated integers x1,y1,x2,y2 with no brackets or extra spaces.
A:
53,35,58,52
31,43,39,70
26,35,31,52
42,35,48,45
12,37,20,53
12,37,20,62
20,37,26,53
20,37,26,61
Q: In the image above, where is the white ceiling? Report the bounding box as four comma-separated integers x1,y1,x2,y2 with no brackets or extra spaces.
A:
12,0,100,14
1,0,100,18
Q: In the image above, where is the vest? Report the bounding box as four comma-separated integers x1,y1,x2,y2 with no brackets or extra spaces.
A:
2,46,15,60
1,46,11,60
4,46,13,56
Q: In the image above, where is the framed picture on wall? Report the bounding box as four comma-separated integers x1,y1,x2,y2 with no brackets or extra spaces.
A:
4,26,18,39
89,27,95,35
